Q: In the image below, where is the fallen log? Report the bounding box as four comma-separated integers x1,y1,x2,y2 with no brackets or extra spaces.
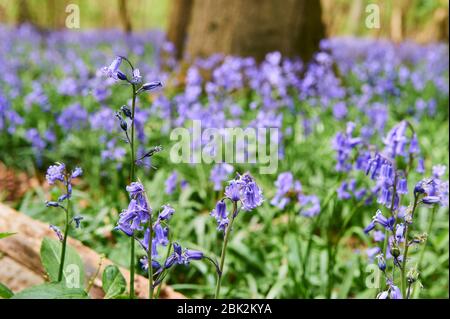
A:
0,202,185,299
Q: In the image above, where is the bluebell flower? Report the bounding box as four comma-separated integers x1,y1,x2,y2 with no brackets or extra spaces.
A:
131,69,142,84
116,197,150,236
432,165,446,178
46,163,66,185
376,254,386,271
299,195,321,217
210,164,234,191
389,284,403,299
211,201,227,220
153,222,169,247
165,171,178,195
137,81,163,93
377,291,389,299
163,243,203,270
71,167,83,179
158,205,175,221
416,157,425,174
238,173,264,211
140,255,161,271
45,201,60,208
332,122,362,172
224,180,241,202
49,225,63,242
396,178,408,194
102,56,122,79
365,210,395,233
126,182,145,198
373,230,385,242
72,216,83,229
116,70,127,81
395,223,405,242
184,249,204,262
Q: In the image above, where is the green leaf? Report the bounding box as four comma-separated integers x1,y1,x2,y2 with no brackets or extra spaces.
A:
0,282,14,299
0,232,16,240
102,265,126,299
40,237,85,288
12,282,88,299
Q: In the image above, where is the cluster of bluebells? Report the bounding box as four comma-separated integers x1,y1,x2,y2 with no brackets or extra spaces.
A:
115,181,203,284
270,172,321,217
210,173,264,232
333,121,423,207
1,24,448,174
44,163,83,240
362,137,449,299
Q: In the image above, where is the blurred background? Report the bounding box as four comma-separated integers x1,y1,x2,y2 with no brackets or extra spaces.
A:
0,0,448,61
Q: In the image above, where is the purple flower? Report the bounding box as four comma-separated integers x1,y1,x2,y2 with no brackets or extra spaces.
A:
184,249,203,261
165,171,178,195
238,173,264,211
389,284,403,299
57,103,88,130
102,56,122,79
126,182,145,198
211,200,227,220
49,225,63,242
140,256,161,271
46,163,66,185
131,69,142,84
137,81,163,93
158,205,175,221
210,164,234,191
332,122,362,172
224,180,241,202
116,196,150,236
432,165,446,178
153,222,169,247
332,101,347,120
395,223,405,242
71,167,83,179
299,195,321,217
72,216,83,229
376,254,386,271
396,178,408,194
163,243,203,270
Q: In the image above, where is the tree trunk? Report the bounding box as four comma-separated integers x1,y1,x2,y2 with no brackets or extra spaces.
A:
184,0,325,62
16,0,32,25
118,0,132,33
166,0,194,59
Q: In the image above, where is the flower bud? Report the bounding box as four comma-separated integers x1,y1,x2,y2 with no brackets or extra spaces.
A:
137,81,163,93
407,268,419,284
117,70,127,81
391,243,401,258
120,105,132,119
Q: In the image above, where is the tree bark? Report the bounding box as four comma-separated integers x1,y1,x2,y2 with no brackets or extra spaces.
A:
118,0,132,33
167,0,194,59
184,0,325,62
16,0,32,26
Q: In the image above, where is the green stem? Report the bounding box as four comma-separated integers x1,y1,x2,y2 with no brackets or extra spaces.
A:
147,218,154,299
58,202,70,282
129,84,137,299
412,205,437,298
155,241,173,299
401,195,419,297
214,201,237,299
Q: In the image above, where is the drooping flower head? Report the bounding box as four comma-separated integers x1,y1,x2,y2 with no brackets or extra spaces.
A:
46,163,66,185
102,56,123,79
